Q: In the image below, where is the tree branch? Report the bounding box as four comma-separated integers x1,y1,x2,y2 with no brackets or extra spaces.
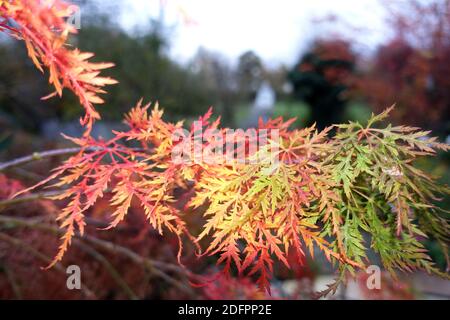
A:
0,146,149,172
0,190,63,208
0,147,82,172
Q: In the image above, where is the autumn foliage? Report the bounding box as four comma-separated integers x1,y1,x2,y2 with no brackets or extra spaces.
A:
356,0,450,130
0,0,449,298
0,0,117,133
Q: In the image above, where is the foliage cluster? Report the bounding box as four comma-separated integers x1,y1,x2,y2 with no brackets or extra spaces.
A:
0,0,449,296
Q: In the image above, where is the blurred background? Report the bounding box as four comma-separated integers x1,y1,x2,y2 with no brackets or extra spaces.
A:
0,0,449,299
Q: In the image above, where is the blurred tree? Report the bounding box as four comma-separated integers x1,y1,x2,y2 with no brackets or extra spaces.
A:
288,39,356,129
236,51,291,104
0,8,216,132
357,0,450,134
189,48,239,125
0,41,60,132
236,50,264,101
74,15,212,122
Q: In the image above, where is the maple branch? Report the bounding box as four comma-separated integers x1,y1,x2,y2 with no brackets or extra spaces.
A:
0,146,150,172
0,147,81,172
0,215,198,298
0,190,63,208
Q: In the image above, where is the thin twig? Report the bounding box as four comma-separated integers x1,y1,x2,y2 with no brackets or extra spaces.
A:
0,146,149,172
0,190,63,208
0,147,81,172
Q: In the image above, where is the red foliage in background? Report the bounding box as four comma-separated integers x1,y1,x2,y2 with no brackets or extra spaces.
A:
357,0,450,129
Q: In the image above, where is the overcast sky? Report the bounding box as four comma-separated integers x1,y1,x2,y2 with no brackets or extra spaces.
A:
116,0,391,68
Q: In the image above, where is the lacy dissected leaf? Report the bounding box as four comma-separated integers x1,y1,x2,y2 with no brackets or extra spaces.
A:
13,101,193,268
3,0,450,299
190,122,357,292
8,100,450,294
320,106,450,288
0,0,117,132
